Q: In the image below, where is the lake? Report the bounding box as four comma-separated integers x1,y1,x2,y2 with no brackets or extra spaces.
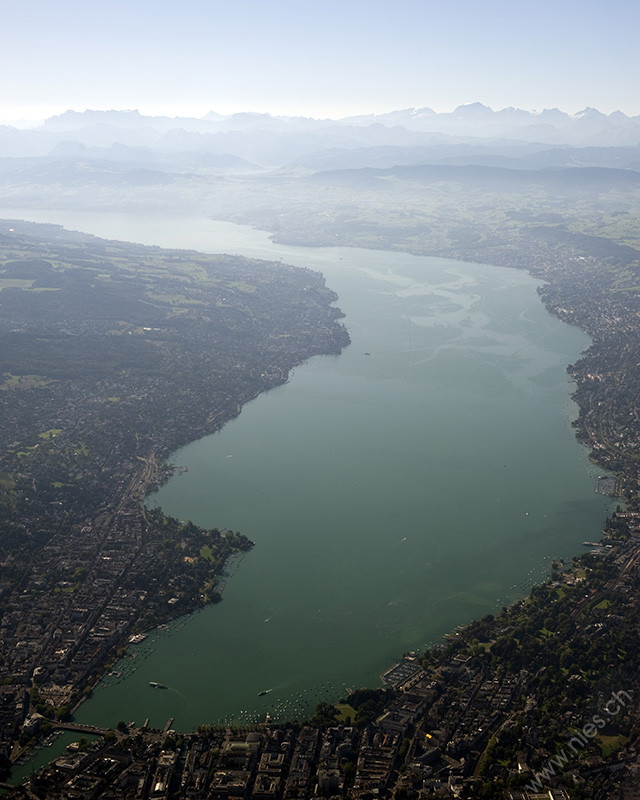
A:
1,208,612,730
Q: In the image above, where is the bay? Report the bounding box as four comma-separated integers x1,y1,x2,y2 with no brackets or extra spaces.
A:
1,208,611,730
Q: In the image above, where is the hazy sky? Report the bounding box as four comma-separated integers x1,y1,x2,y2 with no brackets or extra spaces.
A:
1,0,638,124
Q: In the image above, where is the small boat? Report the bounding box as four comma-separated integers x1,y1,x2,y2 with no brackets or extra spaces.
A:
149,681,167,689
258,689,271,697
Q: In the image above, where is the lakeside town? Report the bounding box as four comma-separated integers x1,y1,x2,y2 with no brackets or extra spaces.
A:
2,510,639,798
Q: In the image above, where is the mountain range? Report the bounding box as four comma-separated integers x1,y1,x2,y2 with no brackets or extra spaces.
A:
0,105,638,169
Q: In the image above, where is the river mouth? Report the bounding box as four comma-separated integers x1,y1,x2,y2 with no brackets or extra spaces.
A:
1,209,612,730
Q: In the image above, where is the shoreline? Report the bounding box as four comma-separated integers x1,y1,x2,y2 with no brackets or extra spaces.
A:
1,211,633,774
0,219,351,777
